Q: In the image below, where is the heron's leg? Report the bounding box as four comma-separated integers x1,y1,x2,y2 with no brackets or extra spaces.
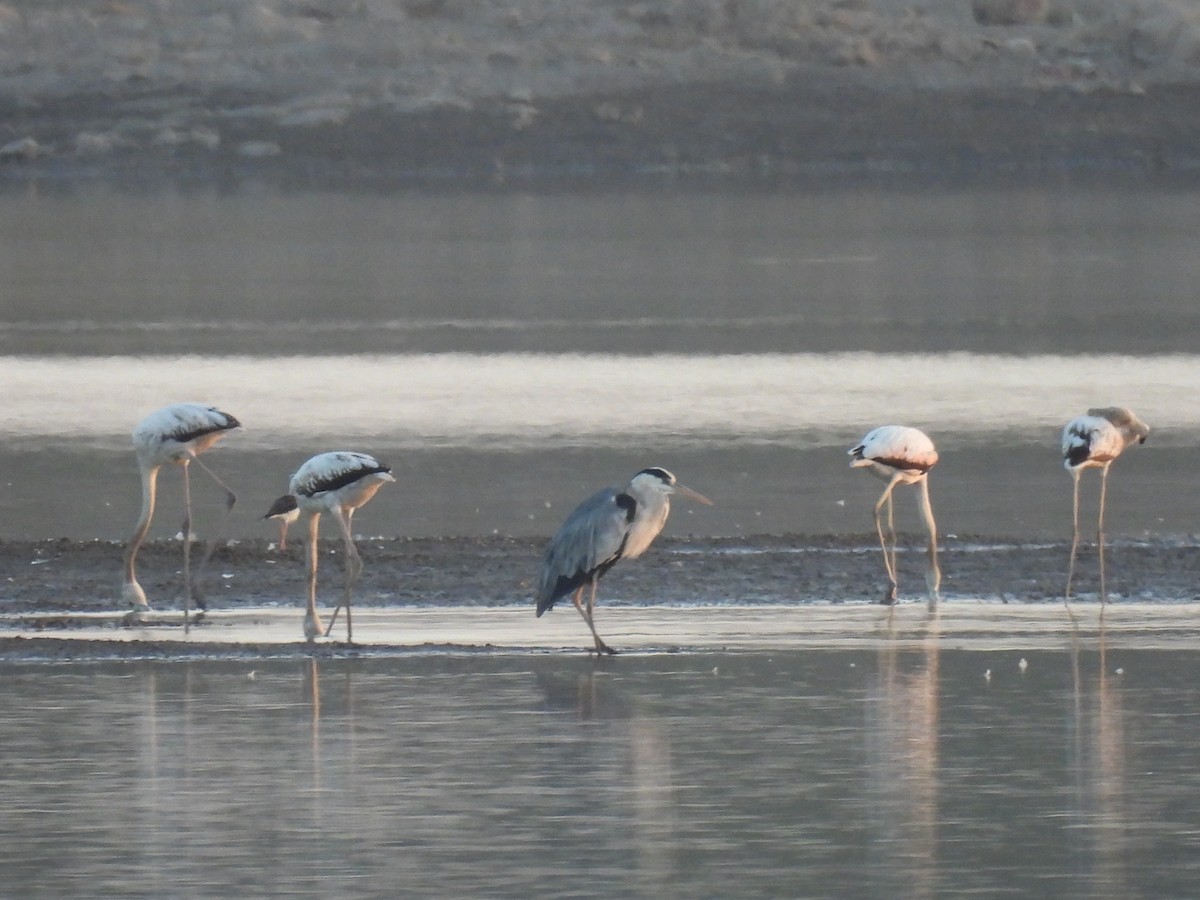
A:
586,578,617,655
181,461,194,633
573,580,616,655
571,587,592,644
324,508,361,642
1097,463,1111,605
917,477,940,610
303,513,324,642
873,475,903,604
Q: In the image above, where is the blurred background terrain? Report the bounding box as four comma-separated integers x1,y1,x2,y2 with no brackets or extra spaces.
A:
3,0,1200,185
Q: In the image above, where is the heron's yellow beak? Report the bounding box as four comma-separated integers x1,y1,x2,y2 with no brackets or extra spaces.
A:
675,483,714,506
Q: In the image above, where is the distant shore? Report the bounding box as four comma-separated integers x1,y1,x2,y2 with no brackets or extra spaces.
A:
4,2,1200,189
5,77,1200,191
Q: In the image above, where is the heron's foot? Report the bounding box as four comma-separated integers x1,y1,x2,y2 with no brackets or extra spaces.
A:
591,641,618,656
880,584,898,605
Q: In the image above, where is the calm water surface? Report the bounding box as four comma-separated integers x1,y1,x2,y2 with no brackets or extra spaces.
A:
3,645,1199,898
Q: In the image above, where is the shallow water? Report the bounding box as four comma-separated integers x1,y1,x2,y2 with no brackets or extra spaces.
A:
2,643,1199,897
3,185,1200,540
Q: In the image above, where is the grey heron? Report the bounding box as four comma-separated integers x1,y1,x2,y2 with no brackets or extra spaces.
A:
536,466,712,655
849,425,940,607
1062,406,1149,604
267,451,395,643
123,402,240,627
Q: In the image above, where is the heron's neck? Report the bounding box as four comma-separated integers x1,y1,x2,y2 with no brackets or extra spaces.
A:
623,493,670,559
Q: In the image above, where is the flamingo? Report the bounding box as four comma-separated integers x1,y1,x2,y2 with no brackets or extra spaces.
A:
536,467,712,655
849,426,940,607
1062,407,1150,604
123,402,241,627
266,452,395,643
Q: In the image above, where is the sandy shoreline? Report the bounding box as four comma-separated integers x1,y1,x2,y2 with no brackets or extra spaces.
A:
4,599,1200,662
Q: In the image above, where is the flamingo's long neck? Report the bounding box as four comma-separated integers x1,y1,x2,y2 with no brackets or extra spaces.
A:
122,463,159,611
917,477,940,608
124,464,160,584
303,512,323,641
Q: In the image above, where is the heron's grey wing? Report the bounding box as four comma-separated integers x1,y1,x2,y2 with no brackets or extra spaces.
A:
536,487,631,615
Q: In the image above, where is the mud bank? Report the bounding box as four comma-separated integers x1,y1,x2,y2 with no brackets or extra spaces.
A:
2,534,1198,617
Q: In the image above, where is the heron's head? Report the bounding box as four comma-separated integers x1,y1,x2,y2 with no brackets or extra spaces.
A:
634,467,676,488
631,467,713,505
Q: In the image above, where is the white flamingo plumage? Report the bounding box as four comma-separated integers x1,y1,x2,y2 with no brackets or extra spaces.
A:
267,452,395,643
849,425,940,607
1062,406,1150,605
123,402,241,627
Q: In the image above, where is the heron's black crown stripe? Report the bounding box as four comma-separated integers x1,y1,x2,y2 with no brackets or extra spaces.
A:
299,464,391,497
636,467,673,484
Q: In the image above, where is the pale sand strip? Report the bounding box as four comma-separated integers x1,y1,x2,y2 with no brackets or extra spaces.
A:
2,603,1199,654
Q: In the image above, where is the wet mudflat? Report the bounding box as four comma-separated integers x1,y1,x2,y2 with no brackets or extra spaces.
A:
3,533,1199,615
1,531,1198,661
